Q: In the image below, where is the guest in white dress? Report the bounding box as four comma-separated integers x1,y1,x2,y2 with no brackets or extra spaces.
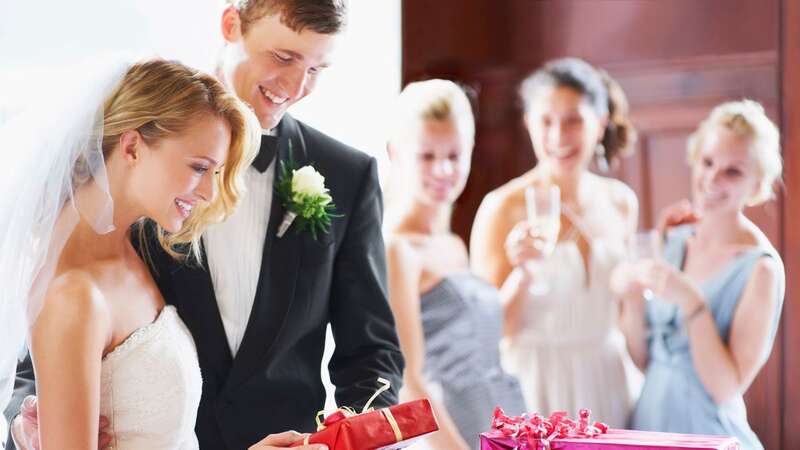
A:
470,58,640,427
0,58,322,450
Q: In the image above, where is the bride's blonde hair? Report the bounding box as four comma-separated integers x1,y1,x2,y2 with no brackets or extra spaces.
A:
101,59,260,262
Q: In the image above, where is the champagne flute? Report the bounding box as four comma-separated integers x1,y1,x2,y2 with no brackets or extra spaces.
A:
524,185,561,296
627,229,662,300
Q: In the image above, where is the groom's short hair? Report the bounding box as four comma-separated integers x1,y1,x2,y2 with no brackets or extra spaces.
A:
228,0,347,35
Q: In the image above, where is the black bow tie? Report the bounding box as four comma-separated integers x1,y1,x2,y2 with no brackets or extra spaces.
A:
252,134,278,173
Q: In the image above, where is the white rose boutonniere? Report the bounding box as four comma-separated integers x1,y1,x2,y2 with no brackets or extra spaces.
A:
291,166,331,204
276,143,341,239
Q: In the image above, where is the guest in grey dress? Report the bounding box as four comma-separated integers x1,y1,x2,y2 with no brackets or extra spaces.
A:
385,79,526,450
612,100,784,450
420,272,526,445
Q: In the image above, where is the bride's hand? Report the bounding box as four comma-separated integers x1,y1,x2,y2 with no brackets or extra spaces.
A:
10,395,112,450
248,430,328,450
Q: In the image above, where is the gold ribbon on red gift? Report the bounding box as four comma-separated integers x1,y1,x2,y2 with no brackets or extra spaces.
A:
380,407,403,442
304,377,399,445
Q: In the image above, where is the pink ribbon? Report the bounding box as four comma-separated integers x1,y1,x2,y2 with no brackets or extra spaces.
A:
491,407,609,450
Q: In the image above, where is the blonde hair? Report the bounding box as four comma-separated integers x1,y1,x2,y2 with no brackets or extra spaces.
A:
687,99,782,206
389,79,475,150
101,59,260,262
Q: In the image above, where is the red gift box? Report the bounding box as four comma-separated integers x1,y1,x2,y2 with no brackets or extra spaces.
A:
291,379,439,450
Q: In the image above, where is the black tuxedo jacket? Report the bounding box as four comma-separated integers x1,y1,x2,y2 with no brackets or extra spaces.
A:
4,115,404,450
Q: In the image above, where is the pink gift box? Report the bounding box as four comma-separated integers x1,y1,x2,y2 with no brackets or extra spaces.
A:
481,408,739,450
480,427,740,450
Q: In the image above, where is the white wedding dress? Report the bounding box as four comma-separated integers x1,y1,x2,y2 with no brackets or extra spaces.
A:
502,236,640,428
100,305,202,450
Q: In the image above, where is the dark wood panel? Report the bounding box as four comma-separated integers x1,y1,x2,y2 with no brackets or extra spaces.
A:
508,0,779,67
640,132,692,228
606,52,778,109
402,0,507,81
780,0,800,448
454,67,532,241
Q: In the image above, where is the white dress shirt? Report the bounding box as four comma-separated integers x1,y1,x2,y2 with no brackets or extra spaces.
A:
204,156,275,357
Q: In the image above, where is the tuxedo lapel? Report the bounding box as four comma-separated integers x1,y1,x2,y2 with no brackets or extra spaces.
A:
223,116,305,392
170,244,234,380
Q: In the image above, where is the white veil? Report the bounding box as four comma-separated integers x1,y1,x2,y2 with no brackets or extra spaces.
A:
0,57,132,416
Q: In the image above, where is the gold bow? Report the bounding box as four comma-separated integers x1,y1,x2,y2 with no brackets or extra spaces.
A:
304,378,402,444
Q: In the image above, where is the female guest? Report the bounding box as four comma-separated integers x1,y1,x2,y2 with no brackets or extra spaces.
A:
612,100,784,450
470,58,638,427
385,79,526,450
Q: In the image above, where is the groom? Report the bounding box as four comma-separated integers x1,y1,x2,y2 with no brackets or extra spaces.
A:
5,1,404,449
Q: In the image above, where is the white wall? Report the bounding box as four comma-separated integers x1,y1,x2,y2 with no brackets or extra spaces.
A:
290,1,402,159
0,0,223,115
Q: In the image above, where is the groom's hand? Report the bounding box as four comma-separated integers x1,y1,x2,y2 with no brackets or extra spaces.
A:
248,430,328,450
10,395,113,450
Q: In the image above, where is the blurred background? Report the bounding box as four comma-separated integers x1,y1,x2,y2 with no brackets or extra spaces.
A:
1,1,798,448
402,2,798,449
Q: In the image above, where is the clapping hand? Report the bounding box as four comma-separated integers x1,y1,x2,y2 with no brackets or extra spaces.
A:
611,259,663,300
611,258,701,311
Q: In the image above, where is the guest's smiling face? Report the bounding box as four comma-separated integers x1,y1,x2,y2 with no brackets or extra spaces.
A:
525,85,605,177
691,127,761,216
405,118,472,206
219,8,338,131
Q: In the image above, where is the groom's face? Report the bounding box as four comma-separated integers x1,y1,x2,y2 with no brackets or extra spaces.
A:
220,8,338,130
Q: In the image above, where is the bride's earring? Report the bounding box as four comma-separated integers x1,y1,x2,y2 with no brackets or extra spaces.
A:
595,143,609,173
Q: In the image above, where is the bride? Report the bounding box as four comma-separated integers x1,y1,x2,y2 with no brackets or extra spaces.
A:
0,59,323,450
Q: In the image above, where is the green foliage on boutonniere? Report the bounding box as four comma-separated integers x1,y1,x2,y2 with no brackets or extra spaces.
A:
275,142,342,240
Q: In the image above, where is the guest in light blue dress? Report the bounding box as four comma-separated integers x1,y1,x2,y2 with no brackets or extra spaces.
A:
612,100,784,450
632,225,783,449
385,79,526,450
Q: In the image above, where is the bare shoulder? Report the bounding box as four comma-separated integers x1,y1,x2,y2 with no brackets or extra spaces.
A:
35,270,111,338
599,176,637,214
738,255,782,326
476,189,506,218
476,173,531,225
751,254,782,285
446,232,469,255
488,173,532,205
385,233,421,271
